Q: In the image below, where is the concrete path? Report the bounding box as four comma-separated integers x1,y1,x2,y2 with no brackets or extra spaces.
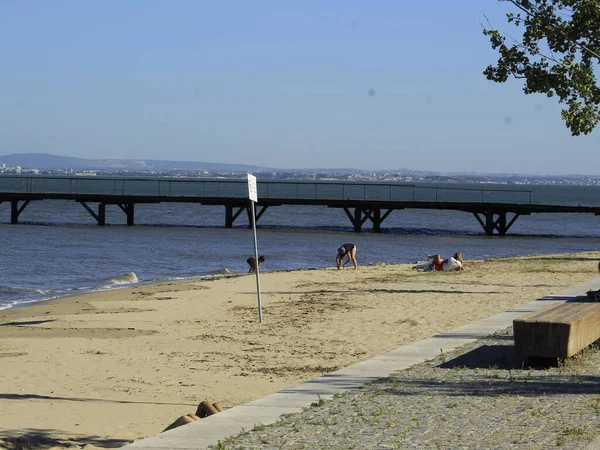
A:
123,278,600,450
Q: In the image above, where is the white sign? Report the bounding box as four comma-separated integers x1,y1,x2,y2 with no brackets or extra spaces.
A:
247,173,258,202
247,172,262,322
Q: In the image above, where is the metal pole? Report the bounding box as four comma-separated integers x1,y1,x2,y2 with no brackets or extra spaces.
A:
250,200,263,323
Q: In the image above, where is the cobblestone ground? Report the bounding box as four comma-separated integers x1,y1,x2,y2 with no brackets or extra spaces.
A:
210,330,600,450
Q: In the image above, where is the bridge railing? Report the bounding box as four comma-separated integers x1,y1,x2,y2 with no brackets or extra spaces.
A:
414,185,533,204
0,176,533,204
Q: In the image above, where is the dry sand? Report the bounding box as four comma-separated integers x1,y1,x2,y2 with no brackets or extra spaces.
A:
1,251,599,449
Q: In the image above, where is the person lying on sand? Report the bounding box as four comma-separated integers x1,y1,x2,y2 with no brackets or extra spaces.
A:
430,253,464,271
413,252,464,272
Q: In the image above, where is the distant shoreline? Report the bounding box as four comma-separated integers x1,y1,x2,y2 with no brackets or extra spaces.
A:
3,152,600,184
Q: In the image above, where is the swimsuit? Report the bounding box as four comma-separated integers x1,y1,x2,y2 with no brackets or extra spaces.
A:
338,243,356,255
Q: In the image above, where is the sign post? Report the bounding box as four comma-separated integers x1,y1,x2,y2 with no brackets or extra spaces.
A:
247,173,262,323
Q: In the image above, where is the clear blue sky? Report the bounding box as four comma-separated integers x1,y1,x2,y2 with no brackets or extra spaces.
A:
0,1,598,175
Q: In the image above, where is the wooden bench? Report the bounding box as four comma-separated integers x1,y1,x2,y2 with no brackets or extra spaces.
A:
513,301,600,361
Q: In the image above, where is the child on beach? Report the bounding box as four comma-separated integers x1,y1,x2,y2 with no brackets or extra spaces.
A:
336,243,358,270
247,255,265,273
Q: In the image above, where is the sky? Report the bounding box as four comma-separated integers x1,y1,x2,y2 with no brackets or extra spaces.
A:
0,1,598,175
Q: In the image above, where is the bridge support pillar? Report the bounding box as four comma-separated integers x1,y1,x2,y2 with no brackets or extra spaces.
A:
342,207,395,233
225,205,246,228
225,204,268,228
127,204,134,226
486,211,495,235
473,211,522,236
245,204,268,228
497,213,507,236
225,205,233,228
10,200,30,224
373,209,381,233
79,201,106,225
11,200,18,224
117,203,135,226
353,208,361,233
98,203,106,226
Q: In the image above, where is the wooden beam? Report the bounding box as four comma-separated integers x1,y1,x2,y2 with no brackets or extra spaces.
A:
514,302,600,360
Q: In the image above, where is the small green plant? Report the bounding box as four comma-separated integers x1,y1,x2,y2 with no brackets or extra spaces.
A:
531,408,545,418
370,385,383,396
310,394,326,407
439,349,447,363
305,418,324,425
512,436,527,445
253,423,266,432
563,427,585,436
371,408,384,417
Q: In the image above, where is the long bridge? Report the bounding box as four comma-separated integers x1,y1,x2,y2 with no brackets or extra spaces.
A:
1,175,599,235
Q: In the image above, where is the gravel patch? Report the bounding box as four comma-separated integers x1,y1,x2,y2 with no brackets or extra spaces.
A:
210,329,600,449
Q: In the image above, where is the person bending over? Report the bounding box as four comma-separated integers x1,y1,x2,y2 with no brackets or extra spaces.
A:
336,243,358,270
247,255,265,273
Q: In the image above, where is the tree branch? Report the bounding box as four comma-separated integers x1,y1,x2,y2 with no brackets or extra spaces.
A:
505,0,600,60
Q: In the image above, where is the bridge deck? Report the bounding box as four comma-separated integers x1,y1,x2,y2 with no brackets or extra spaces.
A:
1,175,599,235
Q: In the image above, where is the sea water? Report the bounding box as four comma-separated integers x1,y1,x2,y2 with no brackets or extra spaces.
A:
1,188,600,310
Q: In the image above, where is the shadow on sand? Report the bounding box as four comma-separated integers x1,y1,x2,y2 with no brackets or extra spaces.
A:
0,429,131,449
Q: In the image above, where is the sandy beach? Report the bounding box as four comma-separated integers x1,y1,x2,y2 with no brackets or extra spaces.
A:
1,251,599,449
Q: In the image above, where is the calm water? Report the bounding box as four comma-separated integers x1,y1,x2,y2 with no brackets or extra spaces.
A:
1,182,600,310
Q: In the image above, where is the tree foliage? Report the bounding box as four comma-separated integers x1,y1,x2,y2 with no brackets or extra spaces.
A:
483,0,600,135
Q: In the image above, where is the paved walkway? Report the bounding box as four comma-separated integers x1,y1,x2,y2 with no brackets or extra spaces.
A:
123,279,600,450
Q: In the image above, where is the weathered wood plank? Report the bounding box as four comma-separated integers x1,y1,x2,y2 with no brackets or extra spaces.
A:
514,302,600,359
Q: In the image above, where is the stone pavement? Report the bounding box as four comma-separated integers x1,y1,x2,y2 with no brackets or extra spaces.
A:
123,279,600,450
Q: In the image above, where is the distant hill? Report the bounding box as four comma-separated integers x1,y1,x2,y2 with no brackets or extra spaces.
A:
0,153,407,175
2,153,592,179
0,153,279,172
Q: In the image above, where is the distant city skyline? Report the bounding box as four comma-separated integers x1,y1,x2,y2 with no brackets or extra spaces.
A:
3,152,600,180
1,1,598,176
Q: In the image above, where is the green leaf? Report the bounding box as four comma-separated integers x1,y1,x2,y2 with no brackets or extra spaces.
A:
484,0,600,135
